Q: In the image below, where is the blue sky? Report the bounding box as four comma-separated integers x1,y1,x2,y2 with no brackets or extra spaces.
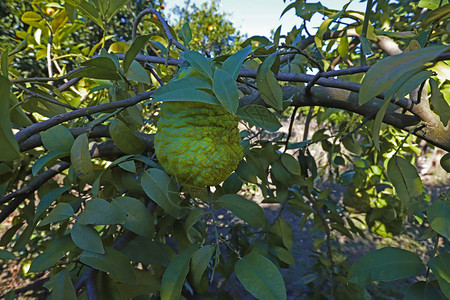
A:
164,0,367,37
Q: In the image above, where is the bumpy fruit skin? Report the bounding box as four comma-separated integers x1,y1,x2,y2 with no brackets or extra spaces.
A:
154,101,243,187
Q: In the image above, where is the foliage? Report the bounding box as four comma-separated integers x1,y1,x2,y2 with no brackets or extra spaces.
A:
0,0,449,299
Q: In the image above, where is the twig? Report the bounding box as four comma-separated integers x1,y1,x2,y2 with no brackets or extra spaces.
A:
0,162,70,221
284,106,299,153
305,71,322,94
303,106,314,142
144,63,165,86
11,67,87,83
14,90,154,144
132,8,187,51
339,117,371,142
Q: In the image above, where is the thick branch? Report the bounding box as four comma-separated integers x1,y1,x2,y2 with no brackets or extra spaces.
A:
241,86,450,151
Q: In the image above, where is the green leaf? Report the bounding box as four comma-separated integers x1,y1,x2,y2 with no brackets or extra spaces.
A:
0,76,20,161
104,0,128,23
315,18,334,49
141,168,181,218
21,11,45,30
126,60,150,84
21,96,66,118
34,186,71,224
184,208,205,242
121,236,175,266
257,51,278,81
359,45,449,105
183,51,213,79
372,97,391,151
257,71,283,111
78,198,123,225
123,34,151,73
38,203,74,227
441,152,450,173
115,269,161,299
1,47,8,76
65,0,103,28
235,252,287,300
32,152,68,176
161,245,198,300
270,246,295,265
109,118,145,154
218,194,266,228
222,45,252,80
178,22,192,46
29,235,75,273
236,105,282,132
423,4,450,27
273,218,294,251
191,245,215,288
427,198,450,240
151,87,220,105
69,57,121,80
280,153,301,176
387,156,423,212
80,247,137,285
118,160,136,173
430,78,450,126
404,281,444,300
70,133,95,182
338,33,349,60
348,247,425,286
71,222,104,254
49,269,77,300
40,125,75,153
0,249,16,260
213,68,239,114
428,253,450,299
112,196,155,238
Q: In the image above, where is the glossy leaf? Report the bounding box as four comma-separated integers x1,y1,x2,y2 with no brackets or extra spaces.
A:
71,222,104,254
38,203,74,227
441,152,450,172
80,247,137,285
34,186,72,224
0,76,20,161
109,118,145,154
77,198,123,225
273,218,294,251
0,249,16,260
428,253,450,298
65,0,103,28
123,34,151,72
141,168,181,218
359,45,449,105
112,196,155,238
235,252,287,300
29,235,75,273
427,198,450,239
218,194,266,228
69,57,121,80
280,153,301,176
126,60,150,84
70,133,95,182
32,152,68,176
257,71,283,111
236,105,282,132
49,269,76,300
213,68,239,114
404,281,444,300
430,78,450,126
372,98,391,151
348,247,425,285
222,45,252,80
191,245,215,288
40,125,75,153
179,22,192,46
387,156,423,211
270,246,295,265
257,51,278,81
183,51,212,79
161,246,198,300
121,236,175,266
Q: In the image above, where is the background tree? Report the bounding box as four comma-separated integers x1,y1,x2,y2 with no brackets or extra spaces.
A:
0,0,449,299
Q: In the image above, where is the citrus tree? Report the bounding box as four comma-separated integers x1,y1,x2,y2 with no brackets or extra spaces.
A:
0,0,449,299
